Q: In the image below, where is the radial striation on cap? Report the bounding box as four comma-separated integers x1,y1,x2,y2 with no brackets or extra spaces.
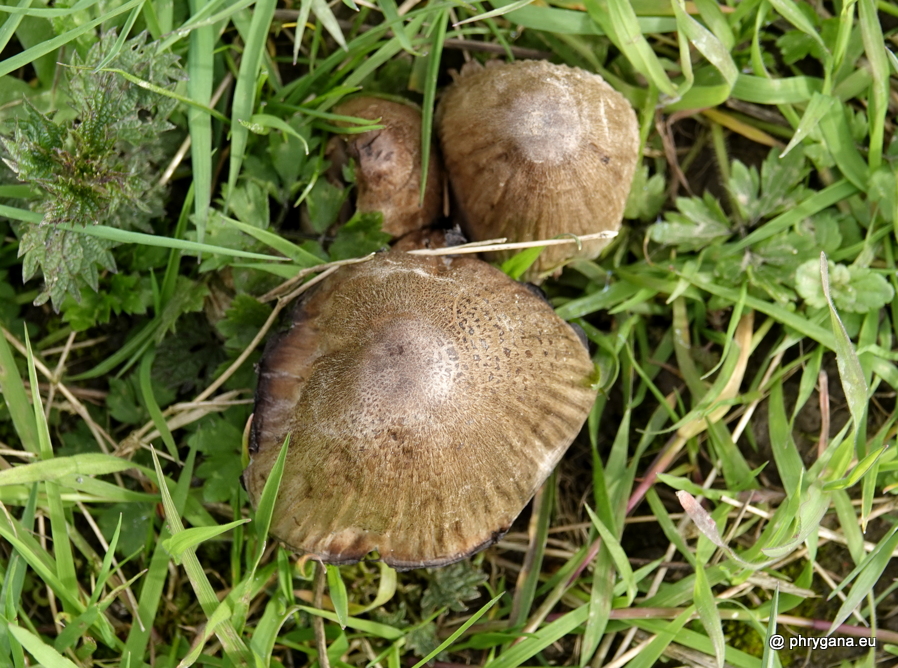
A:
244,252,597,569
436,60,641,282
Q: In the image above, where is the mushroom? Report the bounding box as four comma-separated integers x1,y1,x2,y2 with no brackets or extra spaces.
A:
244,252,596,569
436,60,640,282
328,96,443,237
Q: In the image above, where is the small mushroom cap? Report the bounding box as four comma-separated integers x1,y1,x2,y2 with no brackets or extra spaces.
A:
436,60,640,282
331,97,443,237
244,252,596,569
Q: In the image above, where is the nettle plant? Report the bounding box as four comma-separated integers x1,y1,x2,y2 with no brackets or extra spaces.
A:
1,31,183,310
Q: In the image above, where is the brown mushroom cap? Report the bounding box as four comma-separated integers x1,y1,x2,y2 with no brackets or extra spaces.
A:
436,60,640,282
244,252,596,569
330,97,443,237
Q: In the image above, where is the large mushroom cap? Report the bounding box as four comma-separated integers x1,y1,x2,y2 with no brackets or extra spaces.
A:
436,60,640,282
244,252,597,569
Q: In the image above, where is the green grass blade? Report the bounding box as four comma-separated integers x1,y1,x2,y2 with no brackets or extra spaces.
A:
826,524,898,635
408,593,502,668
767,0,831,87
122,448,195,665
0,0,34,54
55,223,287,261
509,477,552,628
246,114,310,153
820,254,868,432
732,73,822,104
178,596,235,667
159,0,256,50
296,607,404,639
0,484,36,668
377,0,418,53
831,490,866,567
0,329,39,454
138,348,179,461
0,511,83,613
694,565,724,668
580,546,613,666
857,0,887,171
732,179,858,251
99,67,229,123
311,0,348,49
583,505,635,602
818,99,869,191
226,0,280,213
693,0,733,49
454,0,533,26
779,92,833,157
0,453,136,486
8,626,80,668
87,514,122,607
671,0,737,88
93,2,144,71
150,448,253,666
326,565,350,629
24,332,78,608
767,378,804,493
0,0,143,78
221,216,322,266
760,584,779,668
163,520,251,560
357,563,397,614
487,604,589,668
0,204,41,223
0,0,102,16
252,435,289,568
67,320,161,381
626,607,694,668
586,0,677,98
419,8,447,204
291,0,314,64
187,0,215,248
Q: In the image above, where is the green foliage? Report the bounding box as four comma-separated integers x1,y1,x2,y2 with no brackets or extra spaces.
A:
189,415,245,504
306,178,348,234
1,32,183,309
61,272,153,331
217,295,273,352
106,373,175,425
152,314,226,393
648,147,889,312
405,621,442,659
1,1,897,667
329,211,391,260
796,260,894,313
648,193,731,251
624,164,666,223
97,503,157,557
420,561,488,617
727,148,811,223
156,276,209,341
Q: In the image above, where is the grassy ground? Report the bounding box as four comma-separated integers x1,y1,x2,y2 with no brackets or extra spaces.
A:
1,0,898,667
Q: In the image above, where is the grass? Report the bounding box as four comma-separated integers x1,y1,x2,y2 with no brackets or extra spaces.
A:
1,0,897,667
